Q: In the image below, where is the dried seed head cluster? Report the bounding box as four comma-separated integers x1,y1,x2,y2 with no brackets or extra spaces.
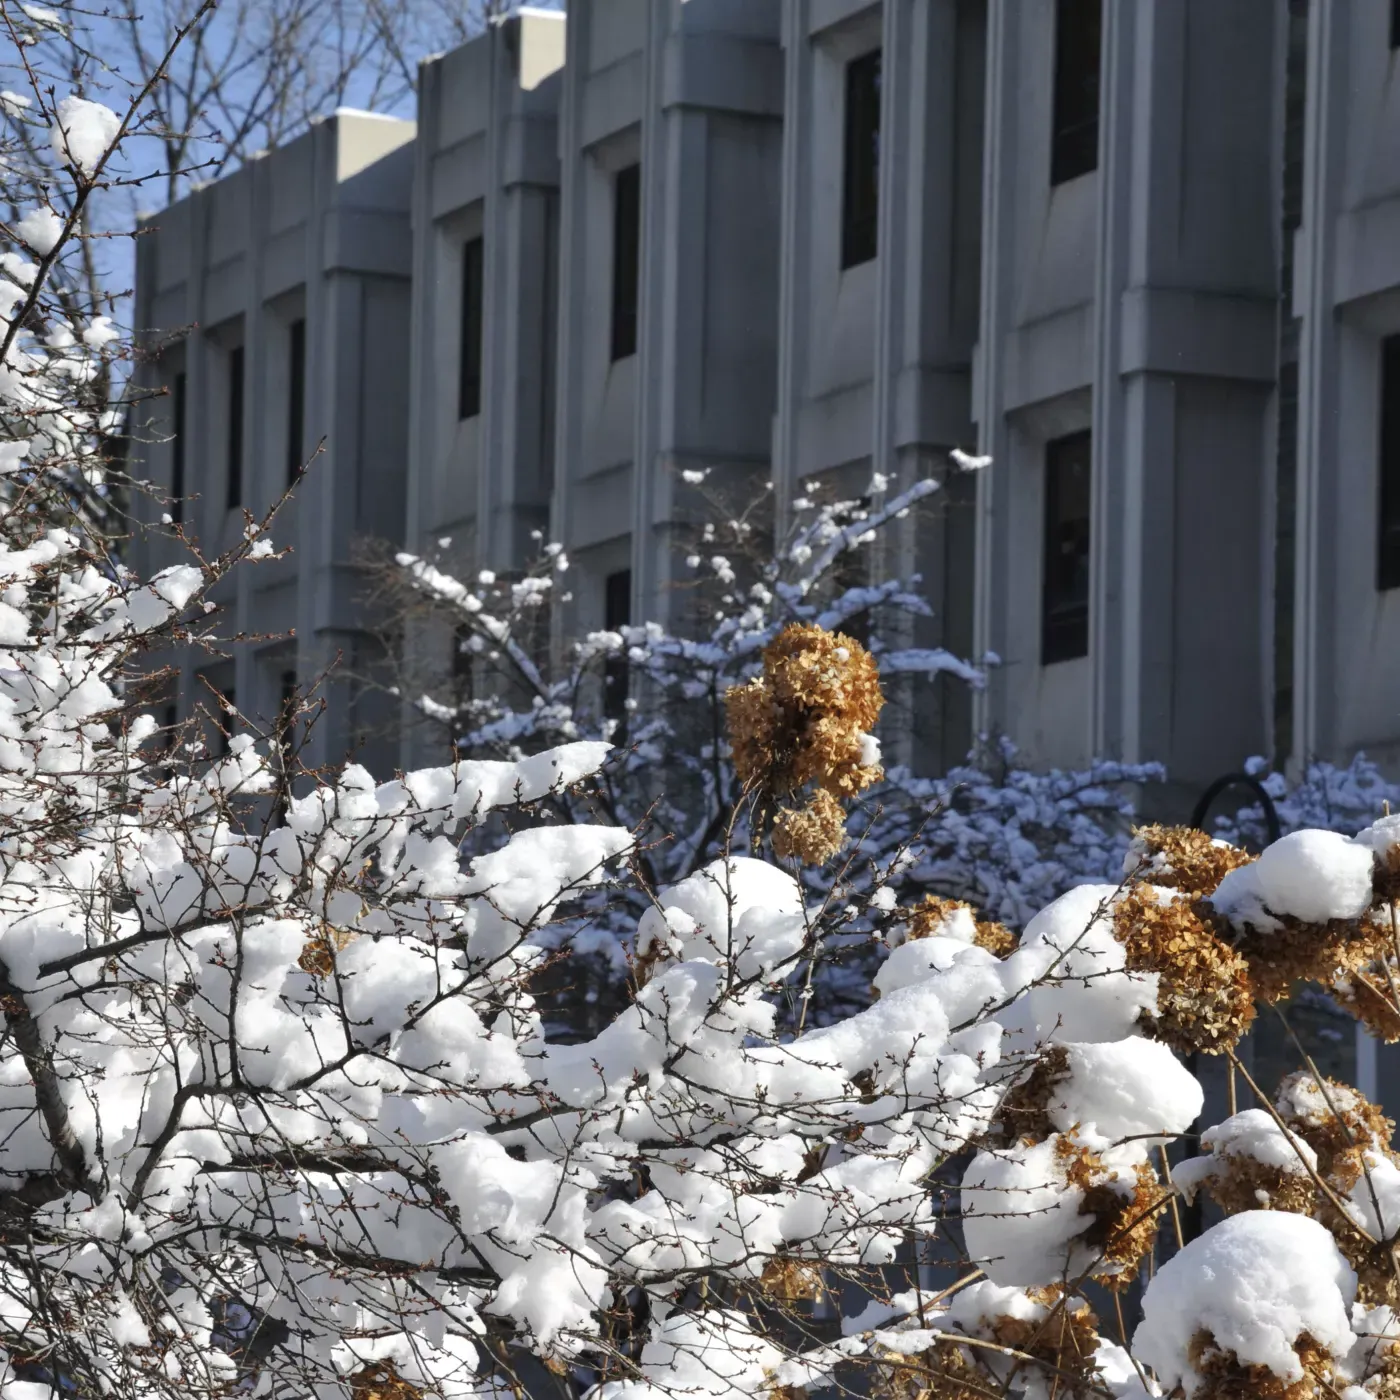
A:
1193,1145,1318,1220
758,1256,824,1303
894,894,1016,958
299,921,357,978
1113,887,1256,1055
1233,910,1392,1007
1055,1138,1167,1289
349,1363,425,1400
771,788,848,865
1128,823,1257,899
726,623,885,864
990,1288,1102,1396
1275,1071,1397,1188
993,1043,1070,1146
1188,1330,1337,1400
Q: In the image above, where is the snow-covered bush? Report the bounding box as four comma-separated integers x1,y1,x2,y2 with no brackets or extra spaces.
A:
378,500,1161,981
1216,752,1400,850
13,23,1400,1400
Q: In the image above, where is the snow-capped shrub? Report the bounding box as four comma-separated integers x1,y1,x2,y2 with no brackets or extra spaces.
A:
13,34,1400,1400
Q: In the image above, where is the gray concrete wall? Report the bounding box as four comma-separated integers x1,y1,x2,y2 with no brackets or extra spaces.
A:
974,0,1280,804
130,111,415,774
553,0,783,648
1294,0,1400,772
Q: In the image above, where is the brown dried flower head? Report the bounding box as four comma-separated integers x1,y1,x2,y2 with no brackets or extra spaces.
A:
758,1256,825,1303
299,922,357,978
1187,1330,1337,1400
726,624,884,799
1226,908,1392,1007
1193,1145,1318,1220
727,623,885,863
1114,888,1256,1055
348,1363,424,1400
1128,823,1256,899
1333,960,1400,1043
772,790,848,865
992,1044,1071,1147
1054,1138,1166,1289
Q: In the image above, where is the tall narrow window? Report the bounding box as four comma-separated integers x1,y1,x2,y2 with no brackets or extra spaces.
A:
611,164,640,361
459,238,484,419
604,569,631,726
287,318,305,484
171,370,186,523
1378,337,1400,590
841,50,882,269
1042,431,1092,664
1392,0,1400,49
1051,0,1101,185
226,344,245,509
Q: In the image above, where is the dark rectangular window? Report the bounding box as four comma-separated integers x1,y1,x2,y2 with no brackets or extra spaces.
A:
226,344,244,509
459,238,484,419
1379,337,1400,590
611,164,641,361
287,318,305,484
1051,0,1101,185
1042,430,1092,664
841,50,882,269
604,569,631,725
171,370,186,523
1392,0,1400,49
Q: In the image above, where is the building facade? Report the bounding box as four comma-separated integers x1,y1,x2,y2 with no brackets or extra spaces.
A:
129,0,1400,817
131,111,416,773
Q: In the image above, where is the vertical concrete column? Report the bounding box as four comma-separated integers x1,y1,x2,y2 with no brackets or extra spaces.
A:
1291,0,1348,772
772,0,813,527
970,0,1019,742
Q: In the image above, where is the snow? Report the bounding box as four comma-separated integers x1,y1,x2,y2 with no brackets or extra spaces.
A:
1046,1038,1202,1143
634,857,808,981
14,206,63,255
1134,1212,1356,1393
961,1136,1101,1286
1000,883,1159,1047
1210,828,1374,929
49,95,122,175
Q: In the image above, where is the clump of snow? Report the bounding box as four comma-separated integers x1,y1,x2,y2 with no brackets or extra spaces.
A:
15,206,63,255
1171,1109,1318,1204
1046,1038,1202,1143
635,857,808,981
1210,829,1374,929
50,95,122,175
1000,884,1158,1047
1134,1212,1356,1393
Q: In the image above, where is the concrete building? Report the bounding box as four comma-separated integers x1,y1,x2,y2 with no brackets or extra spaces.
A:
406,9,565,582
130,111,415,773
548,0,784,642
128,0,1400,813
1292,0,1400,775
972,0,1285,810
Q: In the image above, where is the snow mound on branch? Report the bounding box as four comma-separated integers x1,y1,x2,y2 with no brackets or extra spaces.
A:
960,1135,1137,1286
1210,829,1374,930
1001,884,1158,1047
595,1310,782,1400
1047,1038,1202,1143
50,95,121,175
1176,1108,1318,1190
635,857,807,980
1134,1211,1356,1393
